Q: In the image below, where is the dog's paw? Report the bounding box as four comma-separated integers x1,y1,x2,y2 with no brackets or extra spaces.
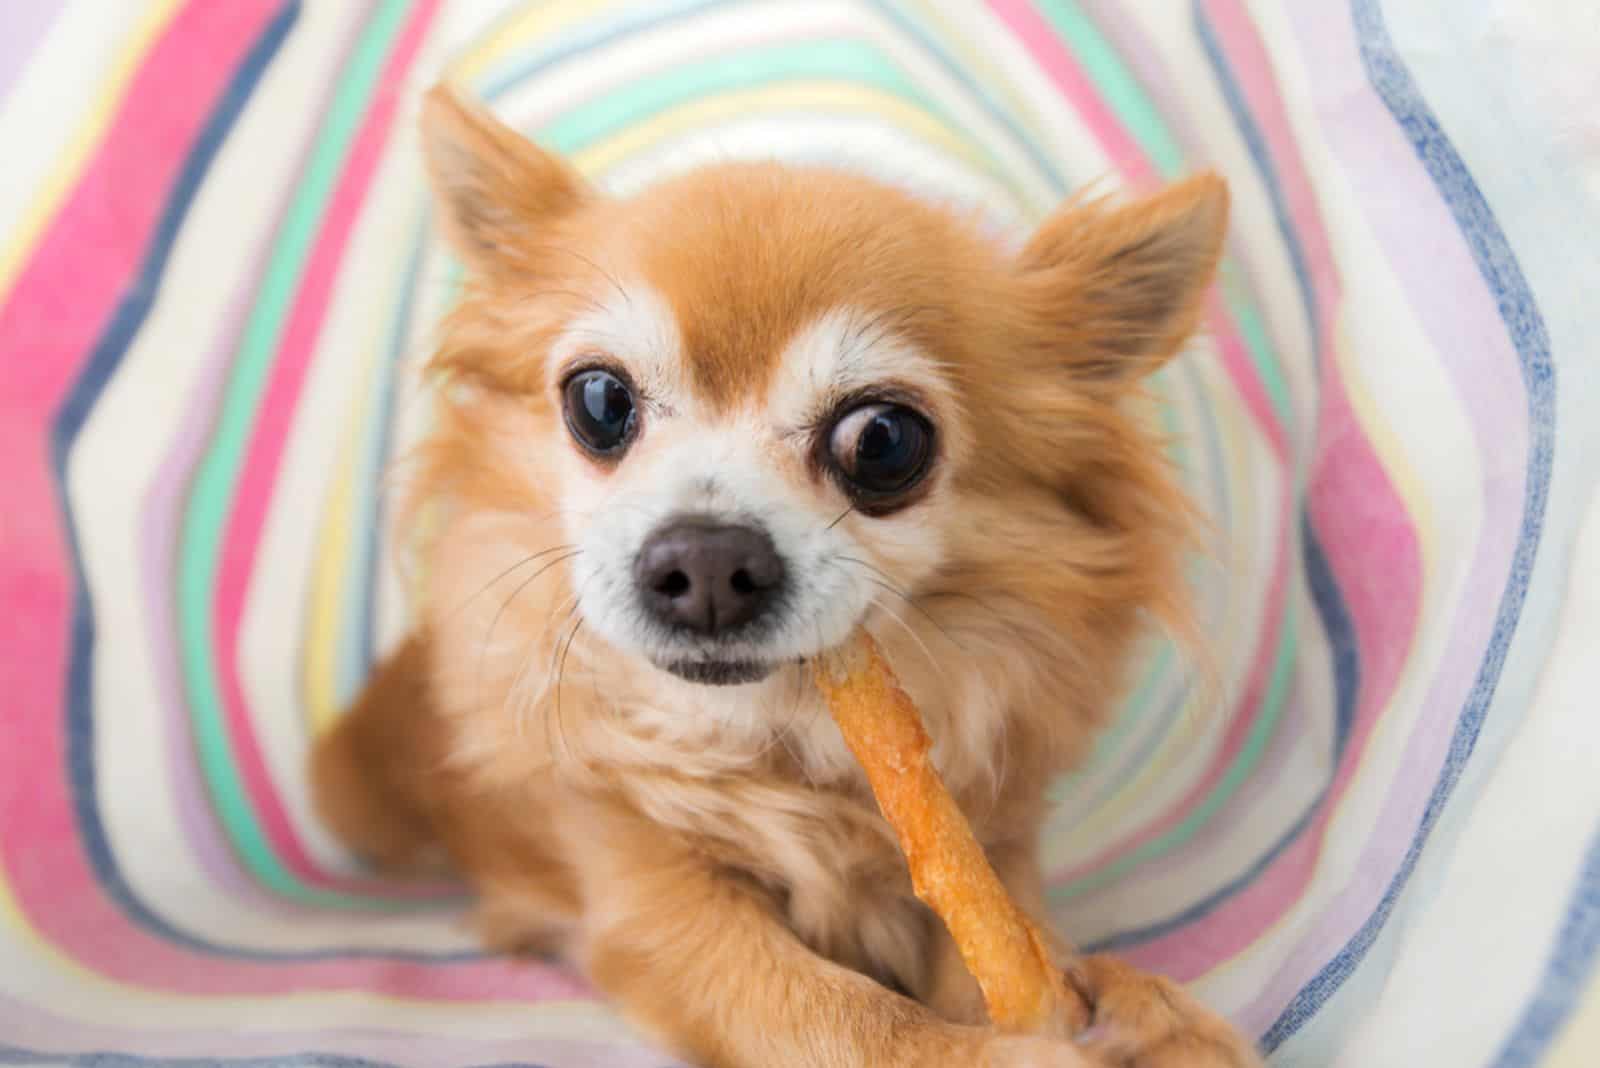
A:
980,1033,1095,1068
1067,955,1262,1068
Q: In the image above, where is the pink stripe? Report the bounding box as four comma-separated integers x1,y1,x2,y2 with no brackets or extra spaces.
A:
987,0,1155,186
149,231,286,904
1124,371,1421,983
1067,603,1326,909
980,0,1422,986
0,0,593,1001
984,2,1286,459
0,0,263,900
0,988,642,1061
1105,0,1422,982
139,2,384,911
1051,508,1291,884
987,0,1298,889
209,0,441,894
1201,291,1288,459
1227,0,1530,1031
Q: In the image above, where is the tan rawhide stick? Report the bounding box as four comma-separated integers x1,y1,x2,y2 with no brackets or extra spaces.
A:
811,630,1088,1036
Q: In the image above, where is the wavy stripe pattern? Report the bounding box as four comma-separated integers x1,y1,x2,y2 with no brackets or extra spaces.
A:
1,1,1595,1064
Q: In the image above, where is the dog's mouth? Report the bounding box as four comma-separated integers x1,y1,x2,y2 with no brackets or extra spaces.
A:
659,658,778,686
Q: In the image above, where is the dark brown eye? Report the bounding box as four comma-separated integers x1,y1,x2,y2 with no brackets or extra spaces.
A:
563,368,636,456
828,403,933,505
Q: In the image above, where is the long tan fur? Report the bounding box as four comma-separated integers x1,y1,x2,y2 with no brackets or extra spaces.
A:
311,84,1258,1068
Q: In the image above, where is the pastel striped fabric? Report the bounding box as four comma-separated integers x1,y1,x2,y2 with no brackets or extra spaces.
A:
1,2,1596,1065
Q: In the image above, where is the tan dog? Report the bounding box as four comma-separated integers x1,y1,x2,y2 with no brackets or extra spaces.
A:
311,85,1260,1068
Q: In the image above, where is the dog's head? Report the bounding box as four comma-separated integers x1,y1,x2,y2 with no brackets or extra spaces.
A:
415,86,1225,774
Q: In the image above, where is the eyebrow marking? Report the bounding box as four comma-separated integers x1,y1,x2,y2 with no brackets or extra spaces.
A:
769,307,950,435
551,279,684,411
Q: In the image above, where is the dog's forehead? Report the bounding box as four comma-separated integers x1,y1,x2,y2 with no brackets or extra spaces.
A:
608,163,978,413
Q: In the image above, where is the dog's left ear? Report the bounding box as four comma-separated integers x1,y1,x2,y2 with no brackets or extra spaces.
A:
1015,174,1228,384
419,83,593,276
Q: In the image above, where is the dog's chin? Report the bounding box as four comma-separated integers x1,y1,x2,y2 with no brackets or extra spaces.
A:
659,659,779,687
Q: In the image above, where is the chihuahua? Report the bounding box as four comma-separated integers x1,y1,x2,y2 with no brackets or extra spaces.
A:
311,85,1259,1068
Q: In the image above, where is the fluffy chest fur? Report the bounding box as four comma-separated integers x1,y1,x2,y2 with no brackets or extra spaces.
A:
310,81,1245,1068
418,503,1054,994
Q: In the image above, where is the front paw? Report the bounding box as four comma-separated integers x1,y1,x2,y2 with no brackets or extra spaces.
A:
1068,955,1262,1067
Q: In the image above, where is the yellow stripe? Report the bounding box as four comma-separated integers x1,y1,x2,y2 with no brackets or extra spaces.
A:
569,81,1000,179
445,0,628,84
305,0,626,733
1192,317,1438,985
0,0,183,303
302,316,385,736
912,0,1067,164
1047,367,1266,857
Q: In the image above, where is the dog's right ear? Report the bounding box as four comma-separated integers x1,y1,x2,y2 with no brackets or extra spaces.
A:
420,83,592,276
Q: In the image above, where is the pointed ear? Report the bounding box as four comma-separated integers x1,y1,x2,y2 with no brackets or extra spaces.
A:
1016,173,1228,383
419,83,592,275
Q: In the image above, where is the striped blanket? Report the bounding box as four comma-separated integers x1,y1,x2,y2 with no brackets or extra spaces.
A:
2,2,1596,1065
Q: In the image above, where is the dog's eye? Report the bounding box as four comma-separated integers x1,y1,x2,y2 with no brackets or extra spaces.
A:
563,368,637,456
828,403,933,505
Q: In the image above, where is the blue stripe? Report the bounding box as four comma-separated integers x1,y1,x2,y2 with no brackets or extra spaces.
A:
53,0,299,948
1489,821,1600,1067
1262,0,1557,1051
1061,1,1362,956
1085,516,1357,954
345,215,429,701
1193,5,1319,362
48,0,476,963
865,0,1069,193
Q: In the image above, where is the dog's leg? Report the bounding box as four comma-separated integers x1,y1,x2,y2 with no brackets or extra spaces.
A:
310,632,448,873
572,806,1093,1068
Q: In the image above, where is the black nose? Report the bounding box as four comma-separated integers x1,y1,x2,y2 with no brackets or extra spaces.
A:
635,520,785,635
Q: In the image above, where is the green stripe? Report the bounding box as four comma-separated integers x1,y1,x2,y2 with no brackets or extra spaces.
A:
1038,0,1292,427
1016,0,1301,889
536,36,1027,202
1033,0,1185,175
179,0,415,908
1049,605,1298,902
1049,640,1176,801
539,39,924,151
1220,261,1295,422
335,212,430,710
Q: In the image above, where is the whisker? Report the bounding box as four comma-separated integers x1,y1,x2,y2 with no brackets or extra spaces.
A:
530,287,608,316
451,543,577,622
866,586,951,695
916,587,1009,625
755,641,818,770
834,555,970,655
773,668,815,784
475,549,583,701
538,596,586,767
553,617,586,771
512,587,580,741
527,244,632,308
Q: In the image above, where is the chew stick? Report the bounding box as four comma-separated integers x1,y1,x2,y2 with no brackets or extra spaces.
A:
811,631,1086,1036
